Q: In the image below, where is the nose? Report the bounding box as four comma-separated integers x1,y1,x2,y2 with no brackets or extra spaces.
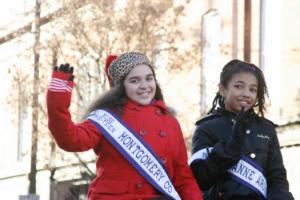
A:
139,80,147,89
241,88,251,97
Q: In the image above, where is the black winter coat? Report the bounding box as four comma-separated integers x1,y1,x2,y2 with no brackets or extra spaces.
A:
190,109,294,200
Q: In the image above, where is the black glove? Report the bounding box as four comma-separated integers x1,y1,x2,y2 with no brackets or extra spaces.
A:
53,63,75,81
219,107,249,160
232,107,248,144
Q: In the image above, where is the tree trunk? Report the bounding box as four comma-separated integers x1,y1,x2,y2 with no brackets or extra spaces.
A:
29,0,41,194
244,0,252,62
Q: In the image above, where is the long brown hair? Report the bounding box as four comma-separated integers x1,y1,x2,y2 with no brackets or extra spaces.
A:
84,65,164,117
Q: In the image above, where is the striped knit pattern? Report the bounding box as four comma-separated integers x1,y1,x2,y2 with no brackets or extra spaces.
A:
48,71,74,92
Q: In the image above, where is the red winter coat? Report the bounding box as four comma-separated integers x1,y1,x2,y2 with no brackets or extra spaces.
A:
47,90,203,200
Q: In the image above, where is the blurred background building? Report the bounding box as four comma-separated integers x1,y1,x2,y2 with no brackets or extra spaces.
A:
0,0,299,199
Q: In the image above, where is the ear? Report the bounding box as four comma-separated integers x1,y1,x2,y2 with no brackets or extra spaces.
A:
219,84,226,97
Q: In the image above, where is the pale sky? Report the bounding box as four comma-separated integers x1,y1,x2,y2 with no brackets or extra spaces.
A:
0,0,34,26
0,0,34,134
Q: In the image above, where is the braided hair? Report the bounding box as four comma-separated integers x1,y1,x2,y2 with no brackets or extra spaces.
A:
208,59,268,117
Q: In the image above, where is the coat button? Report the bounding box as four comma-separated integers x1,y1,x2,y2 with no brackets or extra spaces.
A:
136,183,143,189
159,131,167,137
156,109,162,116
250,153,256,158
246,129,251,134
135,106,141,111
139,129,147,136
218,192,224,197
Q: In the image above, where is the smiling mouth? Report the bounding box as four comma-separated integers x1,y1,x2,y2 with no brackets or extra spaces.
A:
239,101,249,107
138,92,151,97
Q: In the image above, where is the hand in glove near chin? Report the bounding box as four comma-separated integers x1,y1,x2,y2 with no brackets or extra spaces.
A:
232,107,248,145
224,107,250,157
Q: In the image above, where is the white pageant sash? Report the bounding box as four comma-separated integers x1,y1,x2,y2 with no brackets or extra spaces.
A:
228,156,267,199
188,147,213,165
87,109,181,200
189,148,267,199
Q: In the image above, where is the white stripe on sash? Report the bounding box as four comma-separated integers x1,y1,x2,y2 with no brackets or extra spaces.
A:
87,109,181,200
188,147,213,165
229,156,267,199
189,147,267,199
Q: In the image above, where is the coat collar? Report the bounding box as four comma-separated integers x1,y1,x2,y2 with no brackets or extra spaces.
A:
214,107,258,123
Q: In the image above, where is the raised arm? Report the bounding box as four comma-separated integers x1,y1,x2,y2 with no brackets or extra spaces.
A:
46,64,102,152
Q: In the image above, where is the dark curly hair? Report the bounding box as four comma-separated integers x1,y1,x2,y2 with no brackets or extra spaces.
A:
208,59,268,117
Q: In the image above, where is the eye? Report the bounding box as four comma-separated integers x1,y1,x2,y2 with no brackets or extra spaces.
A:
128,78,139,84
250,87,257,93
146,75,154,81
234,84,243,89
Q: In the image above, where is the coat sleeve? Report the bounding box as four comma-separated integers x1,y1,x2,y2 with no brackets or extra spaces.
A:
266,127,294,200
171,120,204,200
190,124,243,190
46,89,102,152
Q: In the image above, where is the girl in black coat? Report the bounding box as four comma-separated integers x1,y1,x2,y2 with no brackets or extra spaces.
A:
190,60,294,200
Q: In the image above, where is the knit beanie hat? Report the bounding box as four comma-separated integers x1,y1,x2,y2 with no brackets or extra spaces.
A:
108,52,152,86
105,54,118,87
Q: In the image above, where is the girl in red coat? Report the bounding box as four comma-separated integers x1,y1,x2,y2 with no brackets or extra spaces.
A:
46,52,203,200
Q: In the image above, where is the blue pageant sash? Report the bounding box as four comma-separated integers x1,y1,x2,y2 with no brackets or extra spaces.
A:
87,109,181,200
189,147,267,199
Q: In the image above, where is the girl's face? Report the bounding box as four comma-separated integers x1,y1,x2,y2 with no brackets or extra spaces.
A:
219,72,258,113
123,64,156,105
